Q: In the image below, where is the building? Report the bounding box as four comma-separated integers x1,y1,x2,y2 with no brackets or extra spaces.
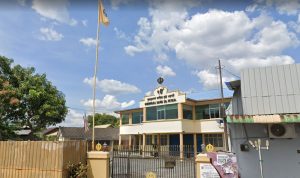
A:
43,126,119,149
226,64,300,178
116,85,231,158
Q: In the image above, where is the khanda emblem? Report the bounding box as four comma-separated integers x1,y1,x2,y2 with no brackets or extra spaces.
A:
103,8,108,17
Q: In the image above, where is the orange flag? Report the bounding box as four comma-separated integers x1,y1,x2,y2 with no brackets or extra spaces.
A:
99,0,109,26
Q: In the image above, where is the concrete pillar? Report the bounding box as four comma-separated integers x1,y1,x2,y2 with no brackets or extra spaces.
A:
119,113,122,126
195,154,211,178
151,134,155,144
87,151,110,178
193,133,197,157
142,133,146,157
192,105,196,120
129,113,132,124
118,135,122,147
180,132,184,159
178,103,183,119
157,134,161,146
128,135,132,148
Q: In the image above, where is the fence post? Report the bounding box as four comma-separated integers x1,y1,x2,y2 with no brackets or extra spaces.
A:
195,153,211,178
87,151,110,178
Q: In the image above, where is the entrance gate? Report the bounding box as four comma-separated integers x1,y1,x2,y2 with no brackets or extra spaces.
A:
110,145,195,178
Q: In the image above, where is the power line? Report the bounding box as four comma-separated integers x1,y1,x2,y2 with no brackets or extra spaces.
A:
223,68,240,78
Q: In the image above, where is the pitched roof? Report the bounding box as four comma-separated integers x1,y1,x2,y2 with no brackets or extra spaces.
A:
58,127,119,141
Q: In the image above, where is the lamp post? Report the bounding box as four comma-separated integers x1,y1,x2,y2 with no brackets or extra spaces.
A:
249,139,269,178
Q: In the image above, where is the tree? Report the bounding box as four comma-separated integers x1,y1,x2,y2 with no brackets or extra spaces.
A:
0,56,68,140
88,113,119,128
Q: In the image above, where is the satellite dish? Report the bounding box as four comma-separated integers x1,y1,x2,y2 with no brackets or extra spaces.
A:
270,124,286,137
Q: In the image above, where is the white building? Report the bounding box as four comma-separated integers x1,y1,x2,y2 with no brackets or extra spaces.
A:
116,85,231,158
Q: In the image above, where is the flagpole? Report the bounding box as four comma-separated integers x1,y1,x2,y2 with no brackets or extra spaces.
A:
92,0,101,151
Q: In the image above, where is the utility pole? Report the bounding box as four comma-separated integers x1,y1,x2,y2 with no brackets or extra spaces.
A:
217,59,229,151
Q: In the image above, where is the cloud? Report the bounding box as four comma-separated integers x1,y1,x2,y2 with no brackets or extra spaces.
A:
110,0,130,10
81,95,135,111
79,38,97,47
83,78,141,95
82,20,88,27
114,27,130,41
196,70,235,90
145,91,152,96
57,109,83,127
125,5,298,78
17,0,26,6
32,0,77,26
156,65,176,77
39,27,63,41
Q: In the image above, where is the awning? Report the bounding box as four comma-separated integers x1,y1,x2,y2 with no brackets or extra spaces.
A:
226,114,300,123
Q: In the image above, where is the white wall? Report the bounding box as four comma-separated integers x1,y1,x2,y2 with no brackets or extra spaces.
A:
229,123,300,178
120,119,223,135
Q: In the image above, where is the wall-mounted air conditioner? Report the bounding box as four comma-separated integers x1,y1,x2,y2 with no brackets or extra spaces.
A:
268,124,296,139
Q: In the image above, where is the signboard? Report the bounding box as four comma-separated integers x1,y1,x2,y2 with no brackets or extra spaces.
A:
207,152,239,178
140,86,186,108
200,163,220,178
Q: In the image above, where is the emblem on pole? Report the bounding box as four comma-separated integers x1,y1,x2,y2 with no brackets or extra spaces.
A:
157,77,164,85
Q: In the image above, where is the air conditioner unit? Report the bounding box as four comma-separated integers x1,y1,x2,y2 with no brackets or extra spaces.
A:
268,124,296,139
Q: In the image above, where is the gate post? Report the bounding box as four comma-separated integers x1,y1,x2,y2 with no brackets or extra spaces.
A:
87,151,110,178
195,154,211,178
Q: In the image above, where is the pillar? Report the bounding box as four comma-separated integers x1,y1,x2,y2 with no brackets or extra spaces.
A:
129,113,132,124
128,135,132,148
180,132,184,159
178,103,183,119
193,133,197,157
142,133,146,157
118,135,122,147
192,105,196,120
87,151,110,178
195,154,211,178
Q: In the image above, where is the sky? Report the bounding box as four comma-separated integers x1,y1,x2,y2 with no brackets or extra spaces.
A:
1,0,300,127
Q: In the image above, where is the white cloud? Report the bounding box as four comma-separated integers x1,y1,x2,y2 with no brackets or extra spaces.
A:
81,95,135,111
32,0,77,26
83,78,141,95
156,65,176,77
82,20,88,27
125,5,298,78
110,0,130,10
17,0,26,6
39,27,63,41
145,91,152,96
57,109,84,127
114,27,130,41
79,38,97,47
196,70,235,90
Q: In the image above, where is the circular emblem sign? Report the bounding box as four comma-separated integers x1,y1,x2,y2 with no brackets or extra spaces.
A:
95,143,102,151
146,172,157,178
206,144,214,152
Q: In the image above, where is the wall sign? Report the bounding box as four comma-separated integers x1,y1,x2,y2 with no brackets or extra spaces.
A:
140,87,186,108
200,163,220,178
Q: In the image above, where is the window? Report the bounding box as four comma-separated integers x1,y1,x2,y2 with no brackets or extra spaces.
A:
146,104,178,121
204,134,223,147
121,114,129,125
132,111,143,124
160,135,168,145
195,105,210,119
183,104,193,120
146,135,152,145
209,104,220,118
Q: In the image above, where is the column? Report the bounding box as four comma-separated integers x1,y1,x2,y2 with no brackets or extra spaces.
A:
193,133,197,157
129,113,133,124
128,135,132,148
180,132,184,159
192,105,196,120
151,134,155,145
142,134,146,157
118,135,122,147
119,113,122,126
178,103,183,119
87,152,110,178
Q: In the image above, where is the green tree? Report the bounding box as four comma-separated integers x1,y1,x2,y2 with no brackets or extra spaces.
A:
88,113,119,128
0,56,68,140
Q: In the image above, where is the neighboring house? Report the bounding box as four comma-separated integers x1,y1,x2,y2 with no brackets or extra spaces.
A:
226,64,300,178
116,85,231,158
43,126,119,148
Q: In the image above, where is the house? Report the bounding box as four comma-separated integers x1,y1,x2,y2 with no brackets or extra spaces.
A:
115,84,231,158
226,64,300,178
43,126,119,149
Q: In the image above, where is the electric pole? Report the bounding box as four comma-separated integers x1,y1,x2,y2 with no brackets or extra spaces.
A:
217,59,229,151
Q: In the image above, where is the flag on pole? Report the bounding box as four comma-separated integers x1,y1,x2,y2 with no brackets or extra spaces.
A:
99,0,109,26
84,114,89,133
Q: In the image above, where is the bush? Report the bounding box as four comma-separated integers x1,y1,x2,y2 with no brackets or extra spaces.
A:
67,162,88,178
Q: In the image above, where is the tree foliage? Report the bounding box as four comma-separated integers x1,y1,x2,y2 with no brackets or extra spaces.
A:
0,56,68,140
87,113,119,128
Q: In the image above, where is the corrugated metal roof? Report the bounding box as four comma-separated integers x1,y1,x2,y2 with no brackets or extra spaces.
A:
240,64,300,115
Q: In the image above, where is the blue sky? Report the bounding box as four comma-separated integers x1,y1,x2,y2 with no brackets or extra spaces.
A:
1,0,300,126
